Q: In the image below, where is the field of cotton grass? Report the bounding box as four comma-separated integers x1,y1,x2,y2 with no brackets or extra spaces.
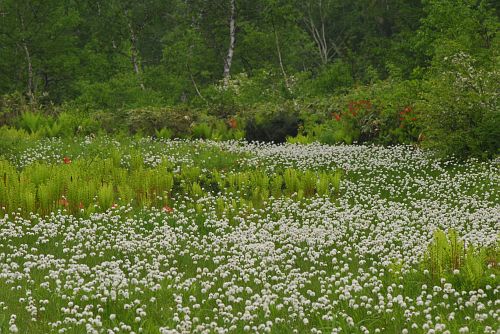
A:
0,136,498,334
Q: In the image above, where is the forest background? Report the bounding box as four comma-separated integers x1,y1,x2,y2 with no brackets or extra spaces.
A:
0,0,498,159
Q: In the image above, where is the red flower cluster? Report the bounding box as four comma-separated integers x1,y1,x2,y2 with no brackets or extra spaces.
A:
348,100,372,116
63,157,72,164
59,197,69,207
399,106,416,122
162,205,174,213
228,118,238,129
59,198,86,210
333,100,373,121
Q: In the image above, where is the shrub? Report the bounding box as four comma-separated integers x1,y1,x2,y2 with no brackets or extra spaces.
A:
210,119,245,141
66,111,101,136
417,52,500,159
201,84,240,119
308,60,354,95
93,109,128,134
0,92,29,126
0,127,32,156
46,111,97,137
127,106,194,137
244,102,299,143
286,133,314,144
204,71,288,110
297,79,421,145
75,73,165,110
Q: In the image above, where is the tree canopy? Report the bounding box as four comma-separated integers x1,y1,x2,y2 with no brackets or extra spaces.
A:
0,0,496,107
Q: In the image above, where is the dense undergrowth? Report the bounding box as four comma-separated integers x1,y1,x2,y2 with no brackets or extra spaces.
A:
0,156,342,216
1,0,499,163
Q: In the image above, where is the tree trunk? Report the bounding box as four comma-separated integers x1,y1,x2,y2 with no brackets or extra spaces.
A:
304,0,342,65
127,20,145,90
272,19,290,92
223,0,236,87
186,63,207,104
22,42,35,104
19,15,35,105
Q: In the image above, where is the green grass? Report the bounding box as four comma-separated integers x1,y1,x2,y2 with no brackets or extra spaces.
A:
0,135,498,333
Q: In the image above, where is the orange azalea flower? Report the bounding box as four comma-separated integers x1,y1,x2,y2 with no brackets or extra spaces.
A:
348,102,356,113
162,205,173,213
400,106,412,115
228,118,237,129
59,198,69,207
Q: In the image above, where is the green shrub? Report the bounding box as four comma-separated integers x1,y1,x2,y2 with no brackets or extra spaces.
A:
92,109,128,134
75,73,165,110
127,106,194,137
200,70,288,116
201,84,240,119
417,52,500,159
98,183,114,208
298,79,421,145
56,111,100,136
210,119,245,141
308,60,354,95
0,92,29,126
286,133,314,144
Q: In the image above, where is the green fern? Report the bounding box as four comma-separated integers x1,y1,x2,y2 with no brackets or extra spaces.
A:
300,171,317,196
316,173,330,196
463,246,486,288
98,183,114,208
424,228,497,289
191,182,203,198
283,169,299,195
330,169,343,194
270,175,283,198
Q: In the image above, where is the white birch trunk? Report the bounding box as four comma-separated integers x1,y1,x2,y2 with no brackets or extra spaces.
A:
273,22,290,92
127,20,145,90
22,43,34,104
20,16,35,104
223,0,236,87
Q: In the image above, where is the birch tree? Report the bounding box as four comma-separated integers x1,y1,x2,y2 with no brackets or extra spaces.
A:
222,0,236,87
302,0,343,65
